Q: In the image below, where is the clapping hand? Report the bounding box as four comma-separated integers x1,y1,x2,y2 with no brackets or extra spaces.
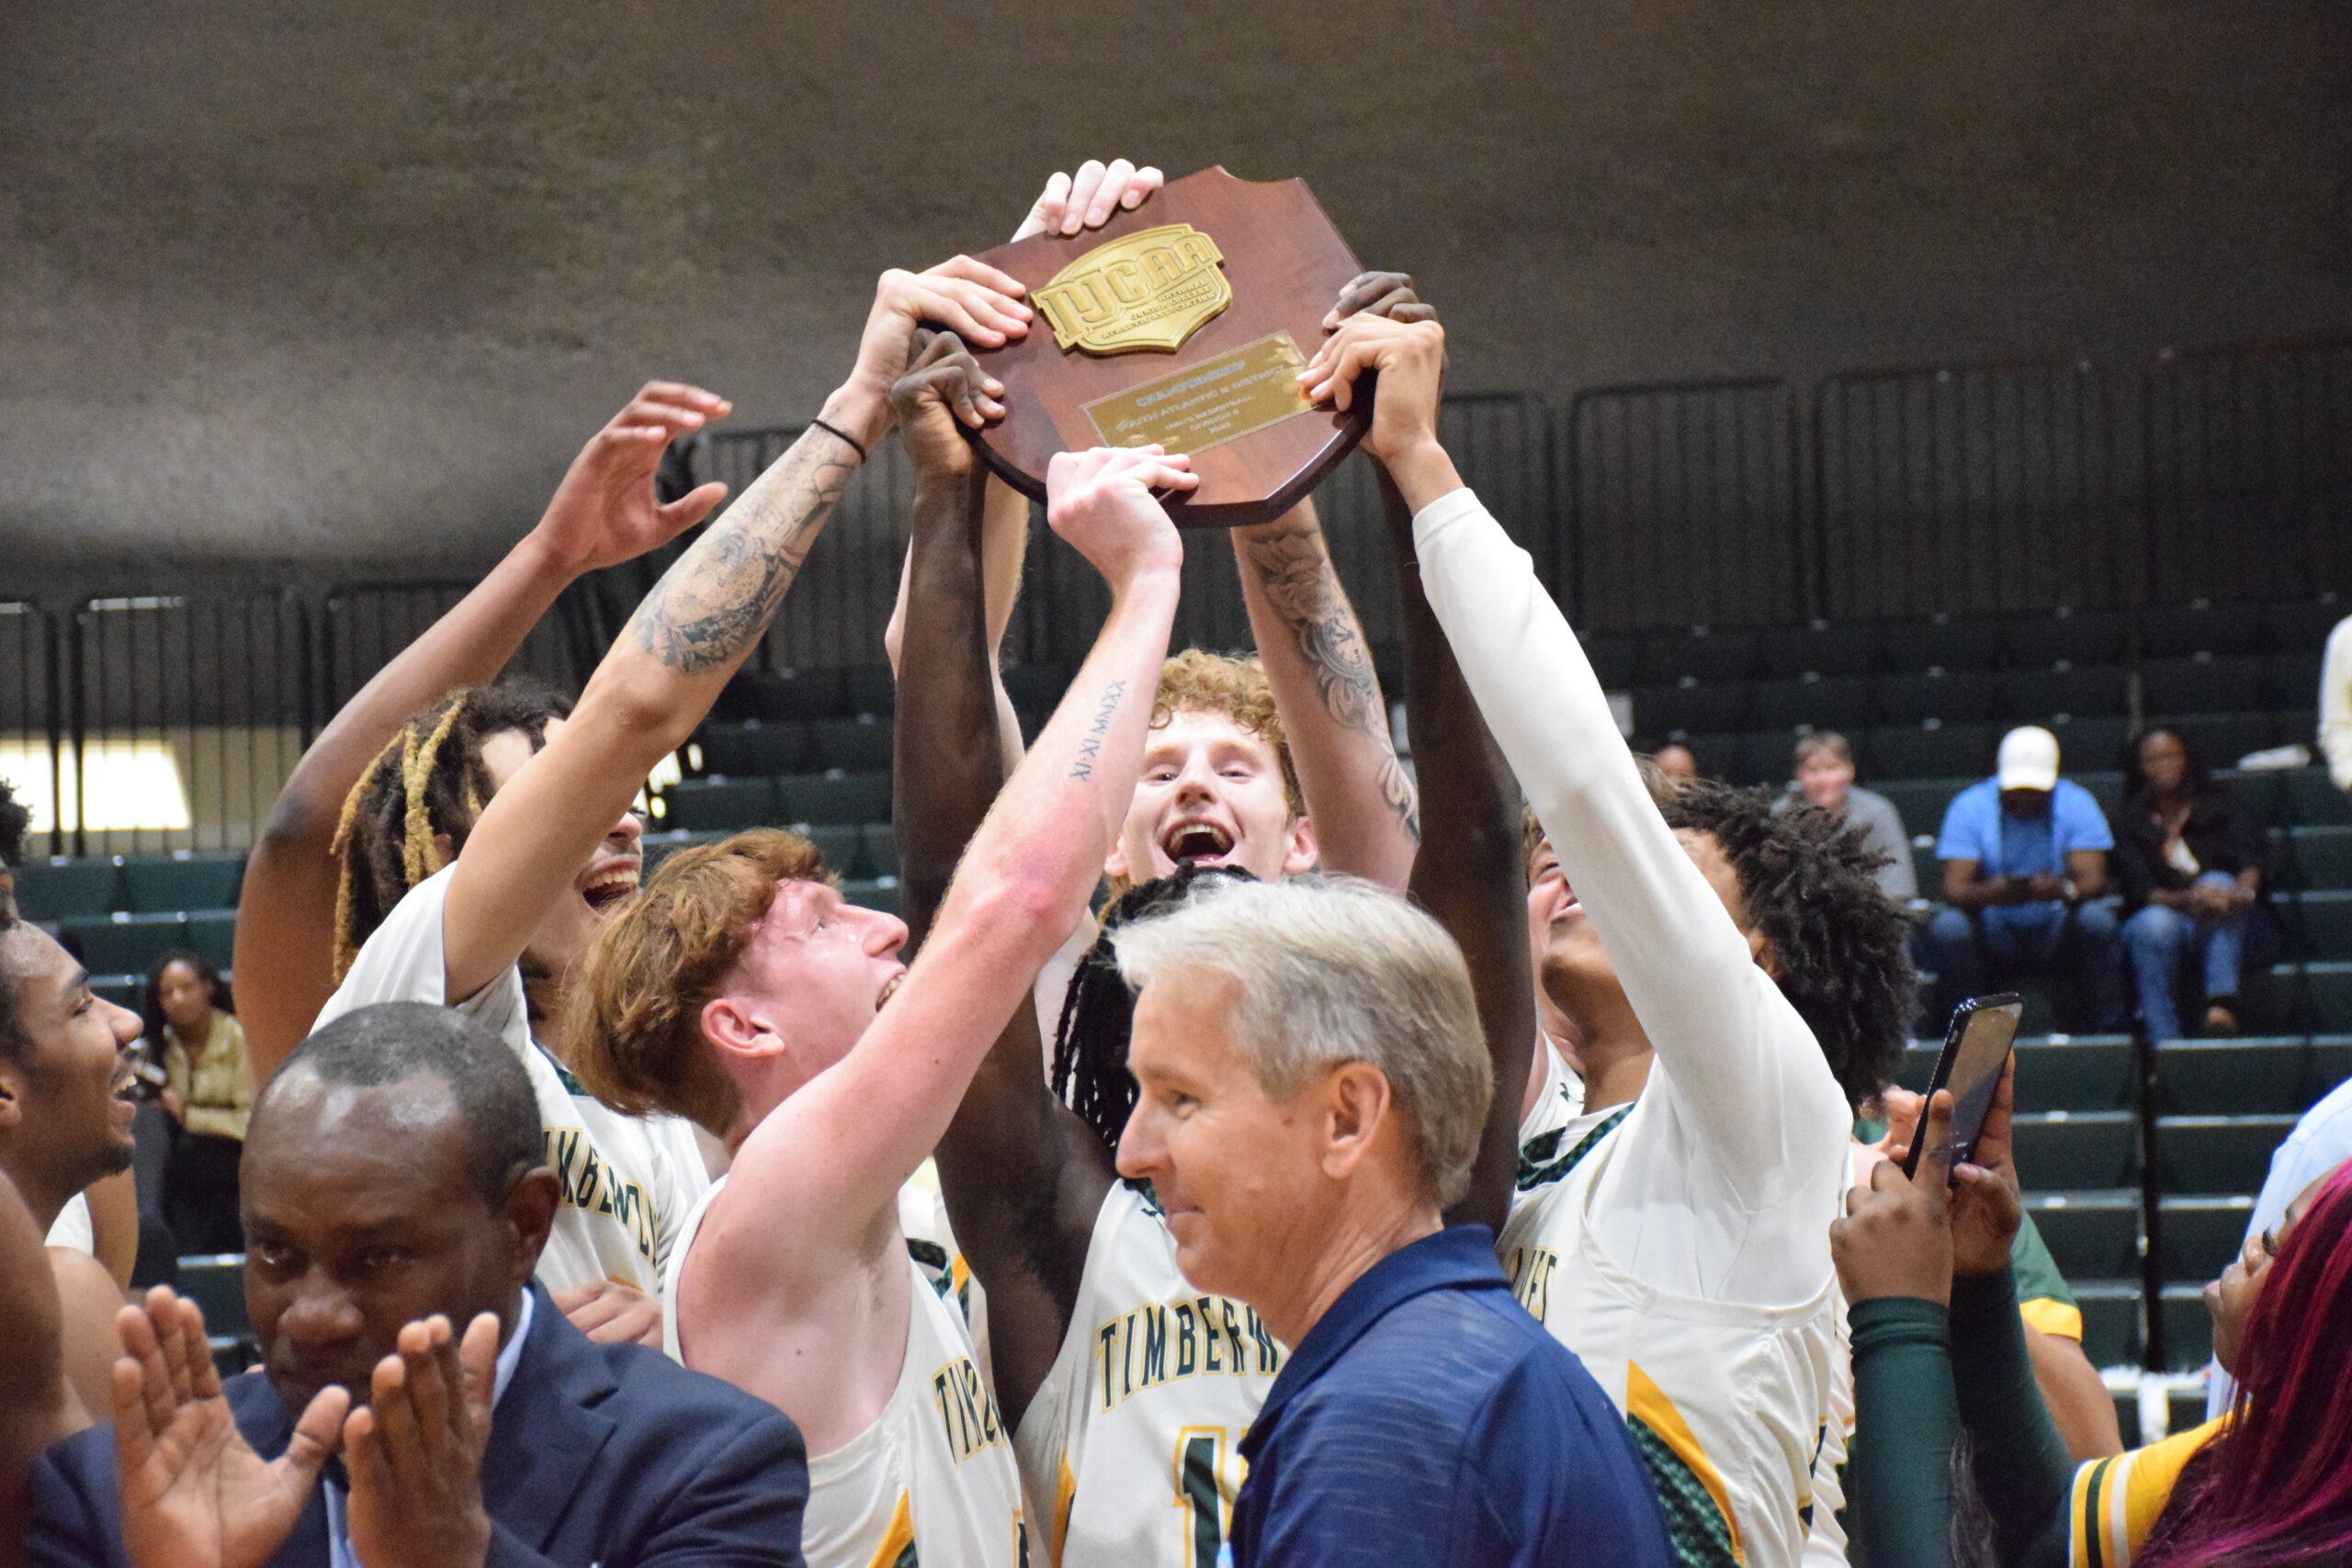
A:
528,383,734,576
1012,158,1164,242
113,1287,348,1568
340,1313,501,1568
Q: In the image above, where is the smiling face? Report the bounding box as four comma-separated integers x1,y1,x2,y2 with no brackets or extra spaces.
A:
243,1070,546,1419
1105,709,1316,886
475,721,644,986
708,878,910,1098
2137,729,2188,799
0,923,141,1211
2207,1169,2331,1377
1115,970,1331,1304
156,957,214,1035
1795,749,1856,812
1526,828,1761,1021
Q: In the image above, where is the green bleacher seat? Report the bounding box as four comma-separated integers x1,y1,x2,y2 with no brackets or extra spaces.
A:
2158,1285,2213,1371
2140,602,2267,660
2113,1393,2143,1450
2312,1036,2352,1098
1670,733,1748,783
716,668,846,723
56,913,188,977
794,824,865,876
2044,716,2130,774
2073,1282,2143,1371
2001,609,2130,668
2002,662,2131,722
2288,827,2352,890
839,665,898,717
1752,675,1871,731
89,977,139,1010
2165,713,2279,770
1882,615,2003,674
1865,722,1996,781
1633,680,1752,735
2267,653,2323,708
2290,890,2352,961
859,823,899,881
187,912,236,974
2214,767,2288,829
11,858,121,920
1868,669,1997,725
2015,1035,2137,1112
175,1255,253,1346
1872,778,1970,836
1002,662,1077,713
2155,1039,2310,1115
2154,1113,2300,1194
1635,626,1758,683
2307,962,2352,1032
663,777,777,833
1579,634,1638,689
2165,1388,2211,1438
1908,840,1940,895
2285,767,2352,828
842,877,903,918
2022,1191,2141,1280
807,716,895,773
1758,621,1878,680
2010,1110,2138,1190
119,852,245,915
2157,1194,2256,1282
2143,655,2269,716
694,723,809,779
2261,597,2346,658
776,772,893,827
2072,770,2125,817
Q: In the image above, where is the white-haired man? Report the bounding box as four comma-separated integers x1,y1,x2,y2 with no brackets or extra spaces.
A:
1113,876,1668,1568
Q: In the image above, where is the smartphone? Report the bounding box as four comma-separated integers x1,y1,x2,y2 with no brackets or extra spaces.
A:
1900,993,2024,1181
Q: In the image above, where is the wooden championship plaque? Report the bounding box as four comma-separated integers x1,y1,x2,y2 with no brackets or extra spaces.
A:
964,166,1368,528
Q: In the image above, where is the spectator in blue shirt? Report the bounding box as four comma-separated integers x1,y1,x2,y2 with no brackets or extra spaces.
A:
1924,726,2127,1032
1111,877,1670,1568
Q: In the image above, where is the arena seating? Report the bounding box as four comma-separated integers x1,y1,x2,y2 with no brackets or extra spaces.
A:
9,598,2346,1397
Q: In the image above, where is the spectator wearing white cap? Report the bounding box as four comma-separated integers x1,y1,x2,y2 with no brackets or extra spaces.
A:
1921,725,2127,1032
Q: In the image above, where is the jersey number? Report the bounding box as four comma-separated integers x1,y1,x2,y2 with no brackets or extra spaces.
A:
1176,1428,1227,1568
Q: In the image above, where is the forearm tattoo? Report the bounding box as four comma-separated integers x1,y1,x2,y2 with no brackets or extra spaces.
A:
1242,525,1421,841
628,432,857,673
1070,680,1127,781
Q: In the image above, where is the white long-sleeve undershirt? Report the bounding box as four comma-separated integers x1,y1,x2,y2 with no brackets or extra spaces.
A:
1413,486,1851,1305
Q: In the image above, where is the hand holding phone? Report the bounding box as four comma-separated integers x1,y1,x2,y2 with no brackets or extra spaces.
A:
1900,993,2023,1182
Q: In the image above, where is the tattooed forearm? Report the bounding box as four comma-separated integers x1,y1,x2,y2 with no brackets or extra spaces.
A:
628,433,857,674
1242,525,1384,731
1069,680,1127,781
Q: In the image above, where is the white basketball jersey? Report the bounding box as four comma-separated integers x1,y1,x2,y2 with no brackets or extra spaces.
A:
1014,1183,1285,1568
665,1177,1026,1568
1500,1105,1844,1568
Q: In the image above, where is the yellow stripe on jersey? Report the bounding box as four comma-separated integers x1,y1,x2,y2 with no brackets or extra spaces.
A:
869,1490,917,1568
1050,1454,1076,1568
2021,1296,2086,1342
1625,1360,1747,1564
2068,1418,2224,1568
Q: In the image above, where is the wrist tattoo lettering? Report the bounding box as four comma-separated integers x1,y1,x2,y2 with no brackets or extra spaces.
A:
628,436,854,673
1070,680,1127,781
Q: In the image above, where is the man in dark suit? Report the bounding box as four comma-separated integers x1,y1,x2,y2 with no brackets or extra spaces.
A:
28,1002,808,1567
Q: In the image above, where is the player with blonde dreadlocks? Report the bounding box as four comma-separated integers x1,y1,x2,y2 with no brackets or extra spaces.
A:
328,680,571,986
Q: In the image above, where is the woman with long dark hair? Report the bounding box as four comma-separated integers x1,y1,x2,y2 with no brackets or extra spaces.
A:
142,948,249,1254
2113,725,2280,1041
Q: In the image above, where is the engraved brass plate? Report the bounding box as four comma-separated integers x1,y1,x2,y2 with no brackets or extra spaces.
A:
1081,332,1316,455
1034,222,1233,355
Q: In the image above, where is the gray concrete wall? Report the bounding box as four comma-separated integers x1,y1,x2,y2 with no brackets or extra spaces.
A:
3,0,2347,581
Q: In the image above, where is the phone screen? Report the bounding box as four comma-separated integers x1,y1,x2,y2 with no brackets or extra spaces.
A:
1903,994,2023,1180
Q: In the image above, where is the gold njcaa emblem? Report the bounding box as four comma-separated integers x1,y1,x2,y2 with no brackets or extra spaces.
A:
1034,223,1232,356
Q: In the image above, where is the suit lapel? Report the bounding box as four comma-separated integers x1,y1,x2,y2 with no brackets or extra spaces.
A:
476,1285,619,1553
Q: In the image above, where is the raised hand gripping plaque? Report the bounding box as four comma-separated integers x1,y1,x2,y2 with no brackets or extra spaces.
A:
966,167,1367,528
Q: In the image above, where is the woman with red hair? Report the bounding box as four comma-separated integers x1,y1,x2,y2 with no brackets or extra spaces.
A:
1832,1058,2352,1567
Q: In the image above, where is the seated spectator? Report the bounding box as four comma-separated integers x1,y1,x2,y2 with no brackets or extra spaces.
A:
141,950,251,1254
2323,611,2351,792
1114,876,1670,1568
2112,726,2281,1041
1781,730,1919,904
1924,726,2126,1031
1834,1060,2352,1567
1650,740,1698,783
28,1001,808,1567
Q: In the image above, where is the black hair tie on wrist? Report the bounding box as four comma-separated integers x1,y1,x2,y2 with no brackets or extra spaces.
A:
809,417,868,463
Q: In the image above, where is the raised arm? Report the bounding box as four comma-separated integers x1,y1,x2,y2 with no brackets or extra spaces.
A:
1305,313,1844,1197
440,261,1032,1003
236,384,730,1074
722,444,1188,1279
888,333,1114,1429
